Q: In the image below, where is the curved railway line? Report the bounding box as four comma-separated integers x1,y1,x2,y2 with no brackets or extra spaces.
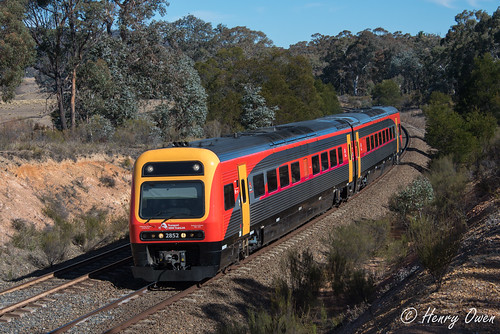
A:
1,125,410,333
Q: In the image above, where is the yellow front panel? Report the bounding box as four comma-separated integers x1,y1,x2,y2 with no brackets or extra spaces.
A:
133,147,220,223
238,164,250,236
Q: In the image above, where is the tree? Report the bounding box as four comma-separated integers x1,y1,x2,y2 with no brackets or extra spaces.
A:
424,92,478,163
457,53,500,124
0,0,35,102
240,84,277,130
372,79,401,107
154,55,208,139
112,0,168,42
67,0,108,130
441,8,500,95
163,15,216,62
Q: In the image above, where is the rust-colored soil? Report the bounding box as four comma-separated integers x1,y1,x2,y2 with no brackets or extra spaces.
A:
0,154,132,245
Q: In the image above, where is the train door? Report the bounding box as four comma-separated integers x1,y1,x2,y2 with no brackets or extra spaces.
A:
237,164,250,236
347,134,354,184
355,131,361,179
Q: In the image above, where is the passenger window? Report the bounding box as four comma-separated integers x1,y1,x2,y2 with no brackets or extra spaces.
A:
321,152,329,171
291,162,301,183
279,165,290,188
383,130,387,143
312,155,320,175
337,147,343,165
267,169,278,193
375,133,379,147
253,174,265,198
371,135,375,150
224,183,235,210
379,132,382,145
366,137,371,151
386,128,390,141
329,149,337,167
392,127,395,139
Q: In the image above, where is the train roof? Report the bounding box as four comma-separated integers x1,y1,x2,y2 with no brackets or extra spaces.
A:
183,106,398,161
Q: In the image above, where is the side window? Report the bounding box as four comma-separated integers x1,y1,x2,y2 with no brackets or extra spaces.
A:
378,132,382,146
224,183,235,210
279,165,290,188
392,126,395,139
329,149,337,167
375,132,379,147
338,147,343,165
371,135,375,149
291,162,301,183
253,174,265,198
267,169,278,193
383,129,387,143
312,155,320,175
386,128,390,141
366,137,371,151
321,152,329,171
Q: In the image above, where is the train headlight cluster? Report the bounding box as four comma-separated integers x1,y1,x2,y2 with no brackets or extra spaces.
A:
140,230,204,241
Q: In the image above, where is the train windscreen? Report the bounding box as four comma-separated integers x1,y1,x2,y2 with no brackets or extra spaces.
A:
139,181,205,219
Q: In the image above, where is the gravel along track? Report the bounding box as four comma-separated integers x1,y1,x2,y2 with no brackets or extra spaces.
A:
0,110,428,334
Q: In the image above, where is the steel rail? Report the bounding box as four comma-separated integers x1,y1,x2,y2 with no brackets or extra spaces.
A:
0,243,131,297
48,283,155,334
0,256,132,318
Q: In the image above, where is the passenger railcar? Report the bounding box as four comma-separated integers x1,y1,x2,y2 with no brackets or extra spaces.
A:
129,106,403,282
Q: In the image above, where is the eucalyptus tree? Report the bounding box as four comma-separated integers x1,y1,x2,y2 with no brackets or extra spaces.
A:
441,8,500,96
0,0,35,102
25,0,73,129
240,84,277,130
111,0,168,42
153,54,208,139
162,15,216,62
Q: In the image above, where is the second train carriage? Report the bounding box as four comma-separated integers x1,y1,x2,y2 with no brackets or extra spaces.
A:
129,106,403,282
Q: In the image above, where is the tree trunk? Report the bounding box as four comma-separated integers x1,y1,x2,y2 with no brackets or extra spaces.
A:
57,76,67,130
70,67,77,131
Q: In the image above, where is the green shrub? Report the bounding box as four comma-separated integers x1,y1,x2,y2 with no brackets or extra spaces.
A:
325,219,389,299
389,176,434,227
409,215,460,281
10,219,39,251
345,269,376,305
81,114,115,143
427,156,468,225
73,207,108,252
99,175,116,188
112,117,163,147
247,278,317,334
40,225,71,266
284,248,323,312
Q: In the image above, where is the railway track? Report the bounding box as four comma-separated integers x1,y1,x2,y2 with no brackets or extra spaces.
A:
0,244,132,323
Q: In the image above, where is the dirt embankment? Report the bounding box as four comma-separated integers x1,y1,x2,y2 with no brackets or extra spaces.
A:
0,153,132,246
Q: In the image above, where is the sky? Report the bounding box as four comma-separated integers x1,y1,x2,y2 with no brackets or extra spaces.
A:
161,0,499,48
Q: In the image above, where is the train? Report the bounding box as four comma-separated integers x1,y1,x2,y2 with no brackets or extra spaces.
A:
129,106,403,282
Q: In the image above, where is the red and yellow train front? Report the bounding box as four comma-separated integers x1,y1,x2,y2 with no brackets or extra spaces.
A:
129,147,223,282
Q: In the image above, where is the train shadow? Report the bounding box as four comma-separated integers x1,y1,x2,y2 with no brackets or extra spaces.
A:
7,238,151,290
197,276,272,329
